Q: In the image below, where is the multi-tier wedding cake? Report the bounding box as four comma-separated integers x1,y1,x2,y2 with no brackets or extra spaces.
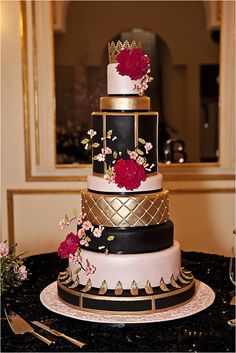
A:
57,41,195,315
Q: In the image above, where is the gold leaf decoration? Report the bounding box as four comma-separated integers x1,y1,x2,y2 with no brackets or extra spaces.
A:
81,138,89,144
92,142,100,148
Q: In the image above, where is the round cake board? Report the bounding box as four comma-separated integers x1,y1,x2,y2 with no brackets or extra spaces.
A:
40,280,215,324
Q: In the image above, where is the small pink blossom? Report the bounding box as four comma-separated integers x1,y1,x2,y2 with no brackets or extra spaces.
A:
129,151,138,160
69,253,82,264
87,129,97,138
18,265,28,280
78,228,85,238
136,156,146,165
77,217,83,225
144,142,153,154
59,219,68,230
97,153,106,162
0,242,9,258
104,172,115,184
80,239,89,247
85,262,96,275
104,147,112,155
93,227,104,238
82,220,92,231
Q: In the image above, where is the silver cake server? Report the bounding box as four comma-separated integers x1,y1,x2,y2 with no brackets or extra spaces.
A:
4,309,55,345
32,320,86,348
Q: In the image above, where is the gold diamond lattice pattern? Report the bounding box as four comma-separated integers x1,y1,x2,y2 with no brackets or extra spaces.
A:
82,190,169,227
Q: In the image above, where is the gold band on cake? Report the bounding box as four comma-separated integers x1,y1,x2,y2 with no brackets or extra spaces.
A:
81,189,169,227
100,96,150,111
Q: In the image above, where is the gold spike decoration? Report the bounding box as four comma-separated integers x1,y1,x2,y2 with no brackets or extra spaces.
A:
68,277,80,289
180,271,194,280
178,274,191,284
61,276,73,285
145,280,154,294
58,273,69,280
160,277,170,292
81,279,92,293
170,275,181,288
115,281,123,296
59,270,69,276
98,280,108,295
130,280,139,296
181,267,193,275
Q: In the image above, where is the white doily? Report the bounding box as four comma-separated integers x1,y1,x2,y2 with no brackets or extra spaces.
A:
40,280,215,324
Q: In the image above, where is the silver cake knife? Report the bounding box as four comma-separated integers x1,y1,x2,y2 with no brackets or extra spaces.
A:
31,321,86,348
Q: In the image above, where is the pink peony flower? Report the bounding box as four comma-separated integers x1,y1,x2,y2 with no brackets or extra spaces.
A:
18,265,28,280
116,48,150,81
113,158,146,191
0,242,9,258
57,232,80,259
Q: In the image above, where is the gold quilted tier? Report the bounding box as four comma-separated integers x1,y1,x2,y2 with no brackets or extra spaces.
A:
81,189,169,227
100,96,150,111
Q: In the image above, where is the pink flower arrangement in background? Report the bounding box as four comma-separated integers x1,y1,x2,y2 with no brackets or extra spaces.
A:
0,241,28,294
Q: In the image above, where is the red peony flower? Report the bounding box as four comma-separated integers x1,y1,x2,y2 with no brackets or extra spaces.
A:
116,48,150,81
113,158,146,191
57,232,80,259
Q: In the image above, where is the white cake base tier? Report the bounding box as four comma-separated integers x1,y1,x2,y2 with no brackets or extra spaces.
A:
87,173,163,193
107,63,141,95
70,241,181,290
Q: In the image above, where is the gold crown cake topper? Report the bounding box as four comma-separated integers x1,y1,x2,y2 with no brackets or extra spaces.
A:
108,40,142,63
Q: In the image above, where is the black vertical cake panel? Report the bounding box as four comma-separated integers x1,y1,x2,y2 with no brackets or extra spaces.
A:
138,114,158,173
92,114,104,174
106,114,135,166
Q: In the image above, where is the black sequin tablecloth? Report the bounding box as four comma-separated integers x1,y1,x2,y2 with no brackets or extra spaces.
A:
1,251,235,352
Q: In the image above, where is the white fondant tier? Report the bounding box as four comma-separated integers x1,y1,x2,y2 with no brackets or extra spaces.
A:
70,242,181,290
87,173,163,193
107,63,141,95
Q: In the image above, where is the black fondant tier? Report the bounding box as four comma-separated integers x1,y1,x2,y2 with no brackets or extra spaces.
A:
81,221,173,254
92,112,158,175
57,277,195,315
